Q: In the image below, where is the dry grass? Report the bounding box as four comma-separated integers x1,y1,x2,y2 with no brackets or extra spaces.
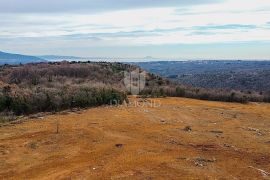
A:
0,97,270,179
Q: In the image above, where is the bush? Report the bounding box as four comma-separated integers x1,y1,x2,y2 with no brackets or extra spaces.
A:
0,86,127,115
0,94,7,112
175,87,185,97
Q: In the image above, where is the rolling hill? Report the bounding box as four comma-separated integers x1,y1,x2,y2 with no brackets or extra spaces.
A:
0,51,46,65
0,61,269,117
38,55,86,61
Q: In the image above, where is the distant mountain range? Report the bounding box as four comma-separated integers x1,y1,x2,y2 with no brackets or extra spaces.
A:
0,51,46,65
0,51,119,64
0,50,173,64
38,55,86,61
0,51,164,64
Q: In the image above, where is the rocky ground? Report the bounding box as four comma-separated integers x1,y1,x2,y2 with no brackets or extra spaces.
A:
0,97,270,179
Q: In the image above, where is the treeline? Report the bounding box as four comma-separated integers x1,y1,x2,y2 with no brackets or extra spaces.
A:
141,86,270,103
0,85,127,115
141,73,270,103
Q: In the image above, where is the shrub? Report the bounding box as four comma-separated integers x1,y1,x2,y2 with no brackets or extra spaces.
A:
175,87,185,97
0,94,7,112
0,86,127,115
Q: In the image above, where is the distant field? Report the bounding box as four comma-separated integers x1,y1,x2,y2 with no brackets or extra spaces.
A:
1,97,270,179
133,61,270,93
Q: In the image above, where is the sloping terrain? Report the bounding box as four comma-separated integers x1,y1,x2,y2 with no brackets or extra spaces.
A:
1,97,270,179
0,62,135,115
1,61,269,119
133,61,270,93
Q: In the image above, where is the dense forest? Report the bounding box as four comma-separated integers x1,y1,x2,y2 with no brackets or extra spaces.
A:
0,61,269,118
133,60,270,93
0,62,130,116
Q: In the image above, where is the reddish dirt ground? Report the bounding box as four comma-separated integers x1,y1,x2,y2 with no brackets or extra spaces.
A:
0,97,270,179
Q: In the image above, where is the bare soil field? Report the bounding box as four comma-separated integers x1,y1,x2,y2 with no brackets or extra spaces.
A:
0,97,270,179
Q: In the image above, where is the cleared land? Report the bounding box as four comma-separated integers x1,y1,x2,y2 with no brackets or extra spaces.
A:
0,97,270,179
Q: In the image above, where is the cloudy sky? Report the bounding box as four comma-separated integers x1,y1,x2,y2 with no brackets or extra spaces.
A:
0,0,270,59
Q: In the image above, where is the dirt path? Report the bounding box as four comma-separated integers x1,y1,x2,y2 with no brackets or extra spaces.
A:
1,97,270,179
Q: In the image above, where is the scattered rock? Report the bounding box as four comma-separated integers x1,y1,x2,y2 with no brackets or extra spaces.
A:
0,150,10,155
115,144,124,148
247,127,259,132
168,139,177,145
176,157,188,160
190,144,218,151
89,122,99,125
247,127,264,136
59,111,69,115
10,120,23,125
28,142,38,149
210,130,223,134
71,108,80,112
256,132,263,136
183,126,192,132
223,143,239,151
29,114,41,119
248,166,270,178
223,143,231,148
0,145,10,155
168,139,184,146
194,157,216,167
160,120,166,124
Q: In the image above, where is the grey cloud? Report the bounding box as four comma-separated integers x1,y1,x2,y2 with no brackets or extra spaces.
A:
265,22,270,29
186,24,258,36
188,31,217,36
0,0,220,13
194,24,257,30
61,30,162,39
0,26,187,39
57,27,189,40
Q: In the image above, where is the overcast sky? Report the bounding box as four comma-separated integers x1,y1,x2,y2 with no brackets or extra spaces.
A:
0,0,270,59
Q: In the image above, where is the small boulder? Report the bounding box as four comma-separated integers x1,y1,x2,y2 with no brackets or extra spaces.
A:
115,144,124,148
183,126,192,132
